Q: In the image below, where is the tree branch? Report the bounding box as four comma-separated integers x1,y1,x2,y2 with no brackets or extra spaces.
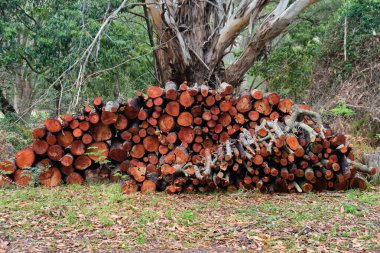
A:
206,0,270,71
225,0,319,85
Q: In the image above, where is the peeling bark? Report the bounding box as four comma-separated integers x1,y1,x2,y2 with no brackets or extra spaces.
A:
145,0,319,87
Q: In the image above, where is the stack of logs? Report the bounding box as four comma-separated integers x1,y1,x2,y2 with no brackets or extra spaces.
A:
0,82,377,193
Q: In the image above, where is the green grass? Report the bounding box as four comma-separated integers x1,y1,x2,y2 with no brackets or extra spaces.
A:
0,184,379,252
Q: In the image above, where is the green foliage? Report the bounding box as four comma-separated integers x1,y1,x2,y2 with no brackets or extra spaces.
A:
21,163,51,186
0,114,33,151
342,203,359,214
85,147,109,164
112,171,128,179
177,210,197,226
322,0,380,80
0,0,154,115
251,0,379,103
330,102,355,116
350,114,380,146
375,134,380,139
250,0,341,100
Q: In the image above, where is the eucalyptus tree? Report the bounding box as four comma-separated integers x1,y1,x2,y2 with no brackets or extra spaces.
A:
144,0,319,86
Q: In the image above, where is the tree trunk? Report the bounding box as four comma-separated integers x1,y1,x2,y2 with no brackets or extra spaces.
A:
13,66,35,120
146,0,220,85
0,87,16,114
145,0,319,87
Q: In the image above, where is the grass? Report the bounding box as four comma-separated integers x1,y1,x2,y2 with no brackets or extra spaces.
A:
0,184,379,252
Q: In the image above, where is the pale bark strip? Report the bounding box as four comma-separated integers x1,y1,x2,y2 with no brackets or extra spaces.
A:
206,0,270,71
225,0,319,85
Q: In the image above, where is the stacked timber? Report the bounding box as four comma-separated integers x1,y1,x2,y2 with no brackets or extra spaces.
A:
0,81,377,193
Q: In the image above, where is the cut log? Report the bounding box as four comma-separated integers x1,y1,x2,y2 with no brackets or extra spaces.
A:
32,140,49,155
61,165,74,176
174,146,190,164
14,169,34,186
0,160,16,175
15,147,35,169
177,112,193,126
121,179,138,194
93,97,103,108
46,133,57,145
66,172,84,185
179,91,194,107
109,140,128,162
349,174,367,190
236,91,252,113
82,133,93,145
44,118,62,133
114,114,128,130
251,89,263,100
143,136,160,152
254,99,271,116
39,167,62,187
130,144,145,159
91,122,113,142
129,166,146,182
178,127,195,144
158,114,175,132
74,155,92,170
124,98,141,119
60,154,74,167
89,112,100,124
147,86,163,98
79,121,90,131
57,131,74,147
87,142,109,162
286,135,300,151
217,82,233,95
101,111,118,125
265,92,280,106
165,81,178,100
32,127,46,139
47,145,64,161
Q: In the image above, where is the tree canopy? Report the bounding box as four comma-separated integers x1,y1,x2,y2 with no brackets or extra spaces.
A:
0,0,379,121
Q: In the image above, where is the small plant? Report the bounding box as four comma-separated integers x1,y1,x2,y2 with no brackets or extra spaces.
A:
99,217,115,226
112,171,128,180
85,147,109,164
21,165,51,186
136,234,147,244
342,203,359,214
65,210,78,224
177,210,197,226
330,102,355,116
375,134,380,139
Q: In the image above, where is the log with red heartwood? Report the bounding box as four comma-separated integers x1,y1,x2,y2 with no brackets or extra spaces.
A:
0,81,376,193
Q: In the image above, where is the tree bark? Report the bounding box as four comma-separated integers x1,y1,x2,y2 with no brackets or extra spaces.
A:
0,87,16,114
145,0,319,87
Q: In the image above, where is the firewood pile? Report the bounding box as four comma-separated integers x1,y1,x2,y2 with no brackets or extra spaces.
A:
0,82,377,193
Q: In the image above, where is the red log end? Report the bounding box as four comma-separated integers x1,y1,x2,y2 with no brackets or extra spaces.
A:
0,160,16,175
141,180,156,193
39,167,62,187
87,142,109,162
44,118,62,133
147,86,163,98
15,147,35,169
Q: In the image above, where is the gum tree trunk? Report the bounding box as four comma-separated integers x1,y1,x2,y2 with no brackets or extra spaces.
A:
145,0,319,87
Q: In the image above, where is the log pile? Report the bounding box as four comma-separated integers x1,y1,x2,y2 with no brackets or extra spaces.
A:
0,81,377,193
